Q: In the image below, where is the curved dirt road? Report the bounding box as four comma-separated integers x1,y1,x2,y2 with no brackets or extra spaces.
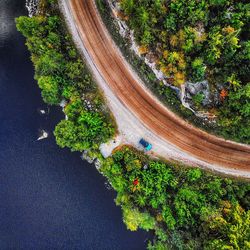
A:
64,0,250,175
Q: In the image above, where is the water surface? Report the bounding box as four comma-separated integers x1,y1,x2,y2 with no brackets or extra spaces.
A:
0,0,149,249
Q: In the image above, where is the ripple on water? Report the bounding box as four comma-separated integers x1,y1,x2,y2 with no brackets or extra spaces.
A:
0,2,15,48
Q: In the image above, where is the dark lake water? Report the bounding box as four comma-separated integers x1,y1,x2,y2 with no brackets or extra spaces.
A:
0,0,149,249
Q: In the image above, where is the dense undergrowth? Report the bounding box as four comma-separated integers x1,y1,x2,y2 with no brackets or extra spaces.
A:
16,0,250,249
97,0,250,143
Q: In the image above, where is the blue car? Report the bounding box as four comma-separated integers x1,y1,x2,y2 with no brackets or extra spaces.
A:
139,138,152,151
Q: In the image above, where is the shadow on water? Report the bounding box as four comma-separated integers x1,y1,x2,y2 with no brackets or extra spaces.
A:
0,0,150,249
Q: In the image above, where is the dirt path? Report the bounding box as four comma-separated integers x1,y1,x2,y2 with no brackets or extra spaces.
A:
60,0,250,178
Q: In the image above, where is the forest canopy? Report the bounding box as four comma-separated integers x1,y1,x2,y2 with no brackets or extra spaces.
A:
101,146,250,249
118,0,250,143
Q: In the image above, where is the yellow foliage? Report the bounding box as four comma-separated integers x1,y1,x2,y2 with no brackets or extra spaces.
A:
227,74,241,90
163,50,169,60
223,26,235,34
123,208,140,231
179,52,185,60
194,32,207,43
122,207,155,231
125,221,138,231
165,63,172,73
209,216,228,229
117,11,129,21
116,193,130,205
172,67,178,74
160,66,169,75
160,30,168,43
138,46,148,55
178,29,185,45
221,200,232,209
156,214,163,222
154,58,160,65
126,163,133,172
174,72,186,85
172,51,180,61
170,35,178,47
178,58,186,70
162,5,168,14
223,208,232,216
230,36,239,47
133,159,142,169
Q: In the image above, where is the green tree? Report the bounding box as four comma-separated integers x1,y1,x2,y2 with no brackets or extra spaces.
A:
206,27,223,65
37,76,60,104
162,206,176,230
219,84,250,143
120,0,135,16
187,168,202,182
191,58,206,82
54,120,88,151
122,206,155,231
16,16,44,38
204,204,250,250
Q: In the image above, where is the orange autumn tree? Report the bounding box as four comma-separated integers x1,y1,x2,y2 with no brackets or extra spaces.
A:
220,88,228,101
